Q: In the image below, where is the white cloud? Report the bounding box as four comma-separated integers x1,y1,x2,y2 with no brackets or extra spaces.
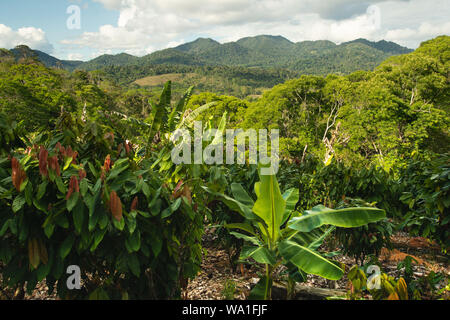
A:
63,0,449,55
93,0,124,10
66,53,84,60
62,24,150,50
0,24,53,53
386,22,450,43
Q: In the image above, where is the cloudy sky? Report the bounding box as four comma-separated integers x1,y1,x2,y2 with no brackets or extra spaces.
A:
0,0,449,61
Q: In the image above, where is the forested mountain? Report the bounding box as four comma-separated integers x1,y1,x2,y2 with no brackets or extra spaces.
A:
140,48,206,66
174,37,221,54
184,35,413,72
72,36,413,94
2,35,413,76
342,38,413,54
115,35,412,74
75,52,140,70
9,45,83,70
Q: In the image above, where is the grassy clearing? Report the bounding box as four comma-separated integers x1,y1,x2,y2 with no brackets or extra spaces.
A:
134,73,196,86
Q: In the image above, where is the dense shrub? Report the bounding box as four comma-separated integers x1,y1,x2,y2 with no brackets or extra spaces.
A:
0,112,203,299
204,164,259,269
295,159,404,216
398,153,450,252
286,155,449,254
0,112,25,156
333,198,394,265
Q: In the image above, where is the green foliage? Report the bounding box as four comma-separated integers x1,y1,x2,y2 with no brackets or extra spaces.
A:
396,256,423,299
221,279,237,300
291,154,449,253
147,81,172,144
205,164,259,269
227,36,449,168
296,159,404,217
186,92,250,127
0,112,26,155
98,63,300,99
370,273,409,300
74,53,140,71
398,153,450,252
347,261,449,300
0,62,77,130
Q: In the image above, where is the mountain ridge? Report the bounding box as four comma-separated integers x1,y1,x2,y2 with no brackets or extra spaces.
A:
9,45,84,70
3,35,413,75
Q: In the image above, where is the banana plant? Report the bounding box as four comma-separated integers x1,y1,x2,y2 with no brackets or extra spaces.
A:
146,81,217,146
203,168,386,300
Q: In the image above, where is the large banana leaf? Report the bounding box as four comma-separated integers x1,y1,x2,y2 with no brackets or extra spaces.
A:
279,240,343,280
224,223,256,236
253,174,286,242
248,276,272,300
202,186,260,221
209,111,227,146
286,227,331,248
230,183,254,208
110,111,151,128
281,188,299,224
167,86,193,132
177,102,217,129
240,245,276,265
283,227,334,284
288,205,386,233
229,232,261,246
307,226,335,251
285,261,308,283
147,81,171,142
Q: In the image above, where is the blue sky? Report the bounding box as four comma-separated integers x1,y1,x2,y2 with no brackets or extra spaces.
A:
0,0,449,61
0,0,118,59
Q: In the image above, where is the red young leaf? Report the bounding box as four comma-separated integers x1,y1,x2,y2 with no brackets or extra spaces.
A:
39,146,48,177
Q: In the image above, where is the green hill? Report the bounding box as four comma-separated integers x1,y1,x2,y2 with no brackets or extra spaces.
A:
342,38,413,55
174,38,221,54
76,53,140,70
74,35,413,74
187,36,413,73
140,48,206,66
2,35,414,77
